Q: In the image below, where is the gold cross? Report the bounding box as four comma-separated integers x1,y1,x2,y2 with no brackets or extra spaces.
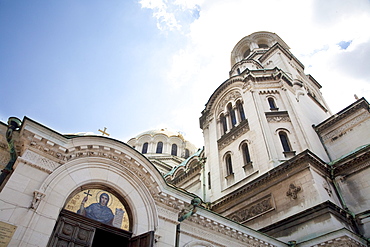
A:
98,127,110,136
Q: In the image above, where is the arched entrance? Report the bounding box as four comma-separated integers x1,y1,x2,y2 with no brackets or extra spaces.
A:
47,185,154,247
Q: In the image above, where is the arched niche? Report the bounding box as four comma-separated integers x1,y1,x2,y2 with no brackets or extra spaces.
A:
36,156,160,237
63,185,132,231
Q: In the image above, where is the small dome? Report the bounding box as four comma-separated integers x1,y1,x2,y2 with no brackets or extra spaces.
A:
230,31,290,68
134,128,184,140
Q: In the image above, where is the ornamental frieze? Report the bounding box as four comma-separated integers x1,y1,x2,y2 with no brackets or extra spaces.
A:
218,119,250,150
227,195,275,223
265,111,291,123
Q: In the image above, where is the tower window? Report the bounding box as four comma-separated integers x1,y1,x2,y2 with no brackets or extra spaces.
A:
171,144,177,156
208,172,211,189
242,143,251,164
227,103,236,128
142,142,148,154
184,149,190,159
237,101,246,121
220,114,228,135
156,142,163,153
243,49,251,58
225,154,233,176
258,43,269,48
279,132,292,152
268,97,278,110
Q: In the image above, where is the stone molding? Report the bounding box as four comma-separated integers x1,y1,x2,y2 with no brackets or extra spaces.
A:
265,111,291,123
19,149,61,174
314,98,369,134
216,90,242,116
184,213,278,247
21,130,166,201
311,235,367,247
322,111,368,143
227,194,275,223
217,119,250,150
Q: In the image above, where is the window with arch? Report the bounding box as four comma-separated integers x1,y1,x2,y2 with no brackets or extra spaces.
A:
225,153,233,176
258,43,269,48
227,103,236,128
279,131,292,152
184,149,190,159
142,142,148,154
236,101,246,121
171,144,177,156
243,49,251,58
241,142,252,165
220,113,228,135
268,97,278,110
156,142,163,153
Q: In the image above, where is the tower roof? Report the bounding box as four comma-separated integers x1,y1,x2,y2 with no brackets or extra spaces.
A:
230,31,290,67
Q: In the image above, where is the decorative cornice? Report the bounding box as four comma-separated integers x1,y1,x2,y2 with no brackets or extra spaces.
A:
314,98,369,134
185,213,279,247
20,130,163,199
227,194,275,223
265,111,291,123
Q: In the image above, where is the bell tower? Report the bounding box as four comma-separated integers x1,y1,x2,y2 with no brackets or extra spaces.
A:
200,31,332,202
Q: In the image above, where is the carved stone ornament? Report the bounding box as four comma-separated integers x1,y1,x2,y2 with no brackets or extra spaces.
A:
286,183,301,199
228,195,275,223
30,190,46,210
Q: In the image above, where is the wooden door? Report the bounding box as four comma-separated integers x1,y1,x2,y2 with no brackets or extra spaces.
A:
129,231,154,247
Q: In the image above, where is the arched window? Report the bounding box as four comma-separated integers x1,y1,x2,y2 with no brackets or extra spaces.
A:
220,114,228,135
241,143,251,164
243,49,251,58
258,43,269,48
279,131,292,152
171,144,177,156
156,142,163,153
225,154,233,176
268,97,278,110
184,149,190,159
142,142,148,154
227,103,236,128
237,68,241,75
237,101,246,121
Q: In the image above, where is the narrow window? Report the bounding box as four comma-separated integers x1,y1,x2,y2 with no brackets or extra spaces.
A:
184,149,190,159
226,154,233,176
237,101,246,121
156,142,163,153
171,144,177,156
268,97,277,110
279,132,292,152
142,142,148,154
237,68,241,75
228,103,236,128
220,114,228,134
208,172,211,189
242,143,251,164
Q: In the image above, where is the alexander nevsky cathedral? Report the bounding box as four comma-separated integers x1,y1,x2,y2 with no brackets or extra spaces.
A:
1,31,369,247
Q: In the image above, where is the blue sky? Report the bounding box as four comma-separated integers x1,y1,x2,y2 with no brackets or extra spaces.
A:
1,0,370,147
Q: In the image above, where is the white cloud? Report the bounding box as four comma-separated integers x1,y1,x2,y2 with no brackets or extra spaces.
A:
140,0,370,145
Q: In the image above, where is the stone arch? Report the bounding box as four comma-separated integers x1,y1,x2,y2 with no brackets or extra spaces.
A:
36,154,162,238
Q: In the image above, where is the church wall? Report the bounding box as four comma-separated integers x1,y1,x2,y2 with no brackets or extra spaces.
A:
320,106,370,161
336,162,370,215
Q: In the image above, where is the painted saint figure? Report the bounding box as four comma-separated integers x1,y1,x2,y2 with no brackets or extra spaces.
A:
77,192,114,225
